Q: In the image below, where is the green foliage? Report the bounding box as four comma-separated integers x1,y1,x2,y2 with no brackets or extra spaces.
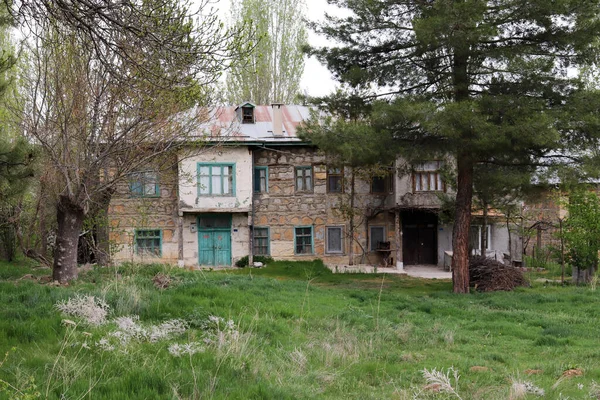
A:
227,0,307,104
2,260,600,398
561,190,600,271
308,0,600,291
234,255,274,268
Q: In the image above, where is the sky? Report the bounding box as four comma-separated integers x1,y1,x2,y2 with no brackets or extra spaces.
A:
209,0,343,98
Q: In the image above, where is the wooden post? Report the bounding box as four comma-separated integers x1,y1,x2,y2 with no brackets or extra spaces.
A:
395,210,403,272
177,215,184,267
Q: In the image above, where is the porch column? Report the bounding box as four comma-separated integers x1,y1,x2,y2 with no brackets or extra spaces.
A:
395,210,404,272
177,214,184,267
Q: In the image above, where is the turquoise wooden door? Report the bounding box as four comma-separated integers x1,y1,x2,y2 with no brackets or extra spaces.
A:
197,214,232,266
198,230,231,266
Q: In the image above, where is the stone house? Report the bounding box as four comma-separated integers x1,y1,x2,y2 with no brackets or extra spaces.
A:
108,103,518,269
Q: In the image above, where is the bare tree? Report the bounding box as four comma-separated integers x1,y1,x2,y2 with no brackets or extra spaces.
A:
20,1,239,282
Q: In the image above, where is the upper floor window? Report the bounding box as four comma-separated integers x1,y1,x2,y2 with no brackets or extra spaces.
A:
130,171,159,197
413,161,444,192
198,163,235,196
295,166,313,192
254,167,268,193
242,106,254,123
327,167,343,193
371,174,393,194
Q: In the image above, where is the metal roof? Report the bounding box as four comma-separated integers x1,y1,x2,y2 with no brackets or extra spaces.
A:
192,105,314,143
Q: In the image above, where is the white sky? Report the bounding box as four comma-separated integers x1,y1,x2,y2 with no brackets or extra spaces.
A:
206,0,343,98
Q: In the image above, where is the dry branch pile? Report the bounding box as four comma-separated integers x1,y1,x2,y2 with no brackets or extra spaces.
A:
469,256,529,292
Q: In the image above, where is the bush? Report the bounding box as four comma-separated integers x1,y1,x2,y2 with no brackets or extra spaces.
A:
235,255,274,268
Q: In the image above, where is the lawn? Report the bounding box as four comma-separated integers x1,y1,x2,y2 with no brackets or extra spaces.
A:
0,259,598,399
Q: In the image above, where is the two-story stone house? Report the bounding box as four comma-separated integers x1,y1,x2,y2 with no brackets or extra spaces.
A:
108,103,517,269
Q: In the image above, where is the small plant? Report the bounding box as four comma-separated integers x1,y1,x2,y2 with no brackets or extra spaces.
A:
421,367,462,399
235,255,274,268
55,295,109,326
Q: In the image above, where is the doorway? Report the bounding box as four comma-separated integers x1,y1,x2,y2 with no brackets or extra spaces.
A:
197,214,232,266
402,211,437,265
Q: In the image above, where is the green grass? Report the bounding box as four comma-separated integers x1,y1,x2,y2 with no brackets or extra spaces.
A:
0,260,599,399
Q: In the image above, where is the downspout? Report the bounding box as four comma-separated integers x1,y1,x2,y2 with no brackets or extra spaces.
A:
249,147,255,267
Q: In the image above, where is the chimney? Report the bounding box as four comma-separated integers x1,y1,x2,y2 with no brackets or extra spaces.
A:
272,103,284,136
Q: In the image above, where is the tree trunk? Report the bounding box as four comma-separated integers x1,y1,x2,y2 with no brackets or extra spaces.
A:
451,154,474,293
53,195,85,283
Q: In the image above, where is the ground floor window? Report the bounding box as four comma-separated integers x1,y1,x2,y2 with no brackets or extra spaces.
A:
253,227,270,255
326,226,344,253
135,229,162,256
469,225,491,255
370,226,386,251
295,226,313,254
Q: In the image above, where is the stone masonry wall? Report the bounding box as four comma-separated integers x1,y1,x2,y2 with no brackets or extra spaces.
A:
253,146,394,265
109,163,179,264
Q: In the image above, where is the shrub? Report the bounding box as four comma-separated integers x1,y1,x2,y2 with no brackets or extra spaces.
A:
235,255,274,268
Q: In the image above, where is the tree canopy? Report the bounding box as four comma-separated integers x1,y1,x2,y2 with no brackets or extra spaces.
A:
226,0,307,104
309,0,600,292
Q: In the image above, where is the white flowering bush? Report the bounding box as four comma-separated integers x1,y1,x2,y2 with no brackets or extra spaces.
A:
168,342,205,357
55,295,109,326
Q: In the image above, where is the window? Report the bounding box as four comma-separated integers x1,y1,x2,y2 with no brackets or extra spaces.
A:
327,167,343,193
254,167,268,193
413,161,444,192
294,226,313,254
469,225,491,255
198,214,231,228
326,226,344,254
369,226,386,251
135,229,161,256
242,106,254,123
371,174,393,193
130,171,159,197
253,227,270,255
295,167,313,192
197,164,235,196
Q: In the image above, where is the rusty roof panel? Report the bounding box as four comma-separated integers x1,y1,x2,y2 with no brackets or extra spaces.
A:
192,105,314,142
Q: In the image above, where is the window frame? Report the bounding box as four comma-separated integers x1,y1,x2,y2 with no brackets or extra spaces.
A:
370,174,393,194
369,226,386,251
242,106,254,124
327,166,344,193
295,166,313,192
294,226,314,255
412,161,445,192
325,226,344,254
254,166,269,193
129,170,160,198
197,163,236,196
134,229,162,257
253,226,270,256
469,225,492,255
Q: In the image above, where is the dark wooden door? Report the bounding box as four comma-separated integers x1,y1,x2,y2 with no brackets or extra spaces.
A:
402,211,438,265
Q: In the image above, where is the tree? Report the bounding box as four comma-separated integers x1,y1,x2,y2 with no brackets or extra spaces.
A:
299,87,397,265
9,0,248,95
309,0,600,293
20,0,244,283
561,190,600,284
0,6,35,261
226,0,307,104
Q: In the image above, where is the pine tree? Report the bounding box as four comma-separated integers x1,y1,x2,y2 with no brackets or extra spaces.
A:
310,0,600,292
